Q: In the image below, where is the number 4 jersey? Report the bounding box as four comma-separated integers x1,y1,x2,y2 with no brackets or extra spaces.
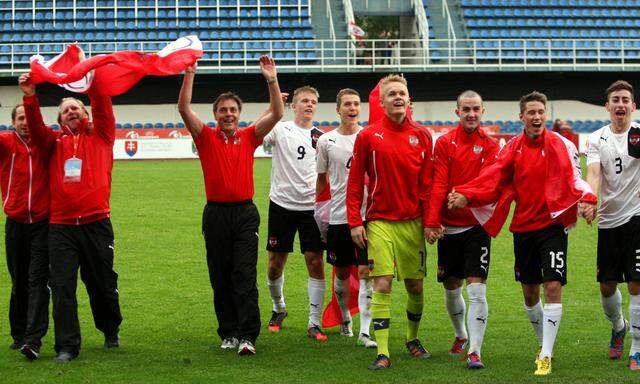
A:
586,122,640,228
264,121,324,211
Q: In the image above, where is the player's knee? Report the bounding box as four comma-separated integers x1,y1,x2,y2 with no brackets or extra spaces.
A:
357,265,370,280
336,267,350,280
404,279,423,295
543,281,562,302
443,277,463,291
466,282,487,303
600,281,618,297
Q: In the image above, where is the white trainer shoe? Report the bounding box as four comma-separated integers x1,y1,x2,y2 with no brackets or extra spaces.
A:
238,339,256,356
220,337,239,350
357,333,377,348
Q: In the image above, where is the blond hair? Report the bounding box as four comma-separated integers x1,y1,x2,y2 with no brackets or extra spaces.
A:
292,86,319,103
379,74,407,96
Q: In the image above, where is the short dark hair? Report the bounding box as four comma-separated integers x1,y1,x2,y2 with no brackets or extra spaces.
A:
11,104,23,122
519,91,547,113
336,88,360,108
212,92,243,113
606,80,634,101
456,90,482,108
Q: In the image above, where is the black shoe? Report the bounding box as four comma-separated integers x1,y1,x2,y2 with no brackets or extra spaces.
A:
20,344,40,361
104,333,120,349
368,354,391,370
9,339,23,350
53,351,75,364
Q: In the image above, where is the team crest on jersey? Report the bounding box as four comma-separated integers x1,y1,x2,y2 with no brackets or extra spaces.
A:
328,251,337,263
125,140,138,157
409,135,419,146
268,236,278,248
629,134,640,146
368,259,375,271
437,265,445,279
473,144,483,154
310,128,324,149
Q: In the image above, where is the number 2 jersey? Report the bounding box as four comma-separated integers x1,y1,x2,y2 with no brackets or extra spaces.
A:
586,122,640,228
264,121,324,211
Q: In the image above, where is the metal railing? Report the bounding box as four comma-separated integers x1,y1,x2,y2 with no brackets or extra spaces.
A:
442,0,456,41
326,0,336,40
3,38,640,74
411,0,431,44
342,0,356,41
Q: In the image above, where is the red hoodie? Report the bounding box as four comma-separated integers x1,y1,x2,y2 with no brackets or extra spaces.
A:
347,114,433,228
455,129,597,234
426,125,498,228
0,131,53,223
23,91,115,225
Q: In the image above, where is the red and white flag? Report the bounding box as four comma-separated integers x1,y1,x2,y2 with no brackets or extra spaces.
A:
29,35,203,95
349,22,365,40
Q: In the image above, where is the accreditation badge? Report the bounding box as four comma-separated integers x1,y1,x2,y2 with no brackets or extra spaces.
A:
63,157,82,183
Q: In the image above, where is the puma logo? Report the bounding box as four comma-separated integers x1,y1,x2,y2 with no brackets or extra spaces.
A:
632,325,640,331
373,320,385,327
453,310,464,317
476,317,486,324
374,133,384,140
480,265,488,272
600,136,608,142
547,319,558,326
310,303,319,308
328,138,336,144
531,320,539,325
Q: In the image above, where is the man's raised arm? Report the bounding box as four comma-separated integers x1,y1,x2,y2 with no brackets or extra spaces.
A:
254,55,284,141
178,63,205,139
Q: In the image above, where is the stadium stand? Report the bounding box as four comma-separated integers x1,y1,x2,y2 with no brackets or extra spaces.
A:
0,0,317,64
461,0,640,60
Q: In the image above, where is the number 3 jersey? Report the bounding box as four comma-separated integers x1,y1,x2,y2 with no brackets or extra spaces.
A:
586,122,640,228
264,121,324,211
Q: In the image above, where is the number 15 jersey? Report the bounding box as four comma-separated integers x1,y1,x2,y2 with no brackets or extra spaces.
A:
586,122,640,228
264,121,324,211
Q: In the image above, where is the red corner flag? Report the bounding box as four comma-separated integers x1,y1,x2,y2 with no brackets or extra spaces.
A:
29,35,203,96
322,266,361,328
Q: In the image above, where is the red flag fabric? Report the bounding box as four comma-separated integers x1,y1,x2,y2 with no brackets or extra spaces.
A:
322,266,361,328
29,36,203,96
367,78,415,125
457,131,597,237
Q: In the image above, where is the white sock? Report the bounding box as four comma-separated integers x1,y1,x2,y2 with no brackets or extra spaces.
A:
524,301,544,346
540,303,562,359
602,289,625,332
358,279,373,336
466,283,488,356
334,277,351,323
630,294,640,356
267,274,286,313
445,287,468,339
308,277,325,328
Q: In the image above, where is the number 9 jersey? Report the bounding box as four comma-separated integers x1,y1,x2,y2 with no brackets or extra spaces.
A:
264,121,324,211
586,121,640,228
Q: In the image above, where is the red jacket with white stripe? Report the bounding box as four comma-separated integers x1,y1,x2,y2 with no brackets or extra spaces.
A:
0,131,53,223
23,91,116,225
426,125,498,228
347,115,433,228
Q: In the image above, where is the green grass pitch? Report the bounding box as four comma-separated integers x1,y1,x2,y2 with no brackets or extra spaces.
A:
0,158,636,383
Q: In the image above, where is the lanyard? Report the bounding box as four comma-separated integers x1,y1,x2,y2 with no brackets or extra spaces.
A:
72,133,80,157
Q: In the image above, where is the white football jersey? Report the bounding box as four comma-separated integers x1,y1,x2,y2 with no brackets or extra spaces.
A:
316,127,366,224
586,122,640,228
264,121,324,211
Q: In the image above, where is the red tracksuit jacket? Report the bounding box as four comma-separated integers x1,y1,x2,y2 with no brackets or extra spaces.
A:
24,92,115,225
347,114,433,228
0,131,53,223
426,125,498,228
